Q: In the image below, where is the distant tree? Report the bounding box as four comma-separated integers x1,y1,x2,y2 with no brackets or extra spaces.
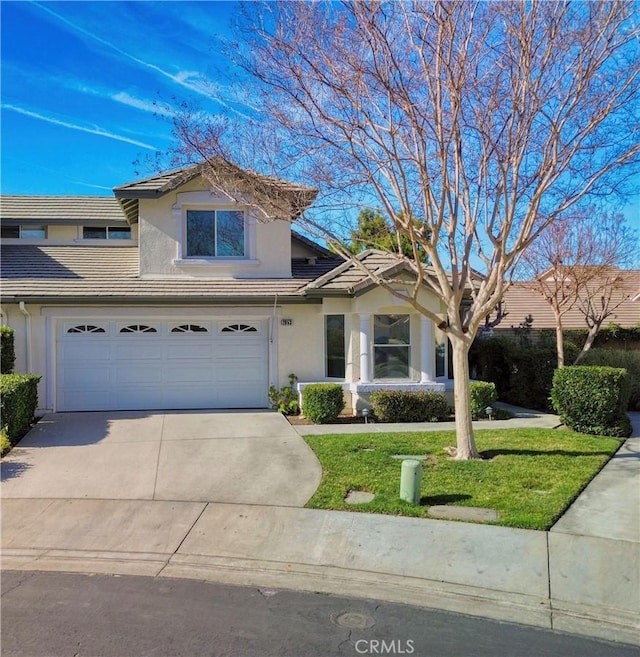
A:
574,273,631,364
522,210,637,367
348,209,427,262
171,1,640,459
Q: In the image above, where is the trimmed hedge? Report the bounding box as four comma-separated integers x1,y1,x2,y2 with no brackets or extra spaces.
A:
551,366,631,437
0,373,41,445
302,384,344,424
469,381,497,419
470,337,579,410
0,325,15,374
370,390,450,423
581,349,640,411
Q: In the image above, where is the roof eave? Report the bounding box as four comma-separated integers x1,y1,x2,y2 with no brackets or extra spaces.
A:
2,294,320,306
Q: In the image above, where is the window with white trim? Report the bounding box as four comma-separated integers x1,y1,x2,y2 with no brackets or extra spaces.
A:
185,210,245,257
373,314,410,379
325,315,345,378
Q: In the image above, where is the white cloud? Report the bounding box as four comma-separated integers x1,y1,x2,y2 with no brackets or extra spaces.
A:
110,92,174,117
32,2,252,118
2,104,158,150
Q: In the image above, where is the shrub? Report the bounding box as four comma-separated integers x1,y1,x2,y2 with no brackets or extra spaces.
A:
551,366,631,437
580,349,640,411
269,373,300,415
0,427,10,455
0,325,15,374
0,373,41,445
302,384,344,423
472,338,579,410
370,390,450,423
469,381,497,419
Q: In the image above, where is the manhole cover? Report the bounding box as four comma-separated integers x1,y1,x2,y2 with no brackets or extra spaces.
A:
332,612,376,629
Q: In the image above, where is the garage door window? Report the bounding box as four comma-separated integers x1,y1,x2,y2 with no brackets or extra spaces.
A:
171,324,208,333
67,324,106,334
120,324,158,333
221,323,259,333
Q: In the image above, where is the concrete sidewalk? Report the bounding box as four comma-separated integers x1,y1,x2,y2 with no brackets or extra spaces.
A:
2,409,638,646
294,402,561,435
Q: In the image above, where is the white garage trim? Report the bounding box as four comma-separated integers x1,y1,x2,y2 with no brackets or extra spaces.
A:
47,309,276,412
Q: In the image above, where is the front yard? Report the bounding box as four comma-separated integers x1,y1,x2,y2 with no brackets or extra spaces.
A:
304,428,622,530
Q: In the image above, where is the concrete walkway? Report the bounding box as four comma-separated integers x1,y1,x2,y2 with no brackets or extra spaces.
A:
2,408,638,646
295,402,560,435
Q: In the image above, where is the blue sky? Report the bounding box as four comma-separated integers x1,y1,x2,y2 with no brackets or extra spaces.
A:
1,1,638,239
1,0,244,195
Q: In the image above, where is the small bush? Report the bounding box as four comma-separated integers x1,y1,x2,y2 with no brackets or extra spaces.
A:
269,373,300,415
0,427,10,455
0,325,15,374
469,381,497,419
551,366,631,437
0,373,41,445
370,390,450,423
302,384,344,423
581,349,640,411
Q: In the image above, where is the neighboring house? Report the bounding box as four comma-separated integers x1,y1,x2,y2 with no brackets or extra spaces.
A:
0,164,450,415
495,270,640,333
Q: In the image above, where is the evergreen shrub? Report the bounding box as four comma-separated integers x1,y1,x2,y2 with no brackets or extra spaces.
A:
302,384,344,423
370,390,450,423
551,366,631,437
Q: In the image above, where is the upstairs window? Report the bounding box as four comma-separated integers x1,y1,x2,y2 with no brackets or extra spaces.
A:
83,226,131,240
186,210,245,257
1,225,47,239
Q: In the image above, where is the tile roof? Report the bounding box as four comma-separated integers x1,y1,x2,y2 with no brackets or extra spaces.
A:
303,250,446,295
0,196,127,223
1,245,338,302
114,162,318,201
500,272,640,329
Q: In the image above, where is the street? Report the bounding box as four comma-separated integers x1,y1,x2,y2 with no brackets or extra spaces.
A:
2,571,637,657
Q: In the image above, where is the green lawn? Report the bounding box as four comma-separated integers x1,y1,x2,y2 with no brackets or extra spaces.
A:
304,429,622,530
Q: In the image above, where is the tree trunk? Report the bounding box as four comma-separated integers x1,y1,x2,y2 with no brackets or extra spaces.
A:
554,311,565,369
449,335,481,460
574,322,601,364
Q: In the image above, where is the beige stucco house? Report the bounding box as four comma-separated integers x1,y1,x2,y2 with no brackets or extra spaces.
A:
0,165,451,415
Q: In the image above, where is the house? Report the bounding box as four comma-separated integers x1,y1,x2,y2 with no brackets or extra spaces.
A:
0,164,451,415
497,272,640,334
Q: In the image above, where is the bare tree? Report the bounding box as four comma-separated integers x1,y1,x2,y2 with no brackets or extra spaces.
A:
521,210,636,367
574,271,631,364
171,1,640,459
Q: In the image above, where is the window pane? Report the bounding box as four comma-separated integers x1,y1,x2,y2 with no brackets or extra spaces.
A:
83,226,107,239
108,227,131,240
373,314,410,345
216,210,244,256
1,226,19,238
21,225,46,239
374,346,410,379
186,210,215,256
325,315,345,378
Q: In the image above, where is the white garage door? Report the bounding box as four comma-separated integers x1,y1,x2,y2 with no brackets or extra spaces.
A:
56,319,269,411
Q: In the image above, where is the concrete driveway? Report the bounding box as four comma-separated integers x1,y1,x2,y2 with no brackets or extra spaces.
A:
0,411,322,507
